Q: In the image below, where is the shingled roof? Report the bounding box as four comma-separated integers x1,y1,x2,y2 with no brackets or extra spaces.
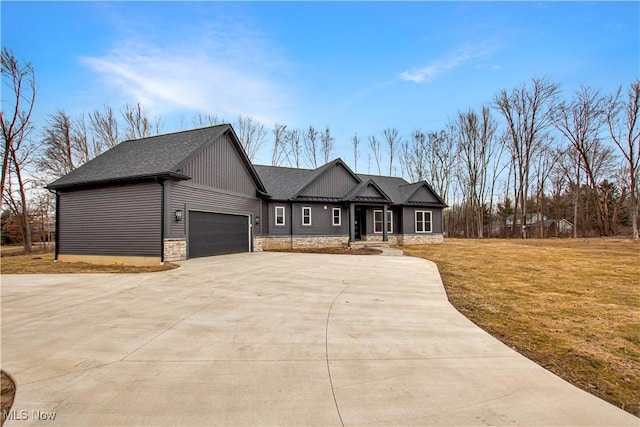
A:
255,164,446,207
47,125,261,190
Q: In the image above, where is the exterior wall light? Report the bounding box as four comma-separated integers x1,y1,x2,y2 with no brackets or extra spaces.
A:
175,210,184,221
255,216,260,225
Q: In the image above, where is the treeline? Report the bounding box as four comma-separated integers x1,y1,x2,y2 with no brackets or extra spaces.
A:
2,48,639,252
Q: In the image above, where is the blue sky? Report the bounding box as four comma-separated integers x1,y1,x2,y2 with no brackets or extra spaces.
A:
2,1,639,167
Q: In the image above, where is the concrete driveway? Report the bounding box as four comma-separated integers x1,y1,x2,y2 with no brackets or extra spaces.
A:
1,252,636,426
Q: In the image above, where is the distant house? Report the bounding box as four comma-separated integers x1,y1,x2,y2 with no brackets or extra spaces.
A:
47,125,446,265
493,214,573,237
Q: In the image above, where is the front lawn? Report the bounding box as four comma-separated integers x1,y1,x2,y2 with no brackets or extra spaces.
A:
402,238,639,416
0,252,178,274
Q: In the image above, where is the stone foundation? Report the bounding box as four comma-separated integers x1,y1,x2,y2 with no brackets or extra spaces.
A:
258,235,349,250
163,238,187,261
397,233,444,245
362,234,400,245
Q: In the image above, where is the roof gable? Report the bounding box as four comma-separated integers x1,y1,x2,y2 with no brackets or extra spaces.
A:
294,159,361,199
402,181,448,207
47,125,266,194
177,127,267,196
344,179,392,203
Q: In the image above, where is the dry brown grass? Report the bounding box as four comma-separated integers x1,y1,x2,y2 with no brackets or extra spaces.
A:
0,252,178,274
402,238,640,416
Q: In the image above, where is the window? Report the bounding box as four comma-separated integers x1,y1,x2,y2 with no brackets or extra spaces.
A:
302,206,312,226
415,210,432,233
332,207,341,226
275,206,285,226
374,210,393,233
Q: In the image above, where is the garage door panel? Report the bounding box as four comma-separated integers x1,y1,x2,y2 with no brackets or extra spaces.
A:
188,211,249,258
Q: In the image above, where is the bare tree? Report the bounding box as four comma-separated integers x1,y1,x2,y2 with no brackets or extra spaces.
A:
368,135,382,174
494,77,560,238
426,128,457,206
532,145,560,238
192,112,222,128
303,126,319,168
320,126,334,164
39,110,82,178
2,125,38,252
382,127,400,176
553,86,616,236
455,106,498,238
1,48,36,209
88,105,120,152
122,102,157,140
352,133,360,173
606,80,640,239
271,123,288,166
234,115,267,162
285,128,302,168
402,130,427,182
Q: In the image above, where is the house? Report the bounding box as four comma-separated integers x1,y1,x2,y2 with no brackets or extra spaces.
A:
493,214,573,237
47,125,446,265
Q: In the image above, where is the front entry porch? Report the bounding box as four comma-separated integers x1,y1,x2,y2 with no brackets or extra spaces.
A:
348,203,391,248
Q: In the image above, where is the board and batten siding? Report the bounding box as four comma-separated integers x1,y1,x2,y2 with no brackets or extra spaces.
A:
359,184,384,198
299,165,359,198
58,182,162,256
408,186,440,203
168,182,261,238
181,134,257,196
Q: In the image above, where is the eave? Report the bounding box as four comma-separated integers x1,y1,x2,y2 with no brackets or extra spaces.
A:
46,171,191,191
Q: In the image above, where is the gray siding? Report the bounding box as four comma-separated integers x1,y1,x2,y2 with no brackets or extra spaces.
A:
359,184,384,198
408,186,439,203
402,207,443,234
265,202,347,236
58,182,162,256
168,181,261,238
299,164,359,197
182,134,257,196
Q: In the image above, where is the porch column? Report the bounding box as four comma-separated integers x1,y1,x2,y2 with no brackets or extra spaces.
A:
349,203,356,242
382,204,388,242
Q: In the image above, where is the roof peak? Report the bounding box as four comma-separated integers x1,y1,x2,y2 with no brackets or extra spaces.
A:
120,123,230,144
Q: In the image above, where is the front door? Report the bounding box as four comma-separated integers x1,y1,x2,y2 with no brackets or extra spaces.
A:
354,207,366,240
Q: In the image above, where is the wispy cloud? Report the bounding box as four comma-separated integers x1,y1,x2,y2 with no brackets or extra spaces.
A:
80,24,291,126
399,44,496,83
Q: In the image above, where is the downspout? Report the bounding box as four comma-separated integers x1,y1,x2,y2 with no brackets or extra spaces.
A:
48,189,59,262
290,203,294,250
158,178,166,264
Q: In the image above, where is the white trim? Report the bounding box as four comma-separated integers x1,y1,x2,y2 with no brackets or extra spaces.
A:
415,210,432,233
332,207,342,226
275,206,286,226
302,206,312,226
373,209,393,234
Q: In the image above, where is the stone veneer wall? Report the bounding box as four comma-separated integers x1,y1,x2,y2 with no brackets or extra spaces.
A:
163,238,187,261
362,234,400,245
397,233,444,245
257,235,348,250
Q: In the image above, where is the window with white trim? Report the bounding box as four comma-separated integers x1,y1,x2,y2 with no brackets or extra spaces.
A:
275,206,285,226
302,206,312,226
374,210,393,233
332,207,341,226
415,210,432,233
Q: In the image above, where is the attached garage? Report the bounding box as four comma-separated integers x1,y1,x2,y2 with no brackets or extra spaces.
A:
188,211,251,258
47,125,268,265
